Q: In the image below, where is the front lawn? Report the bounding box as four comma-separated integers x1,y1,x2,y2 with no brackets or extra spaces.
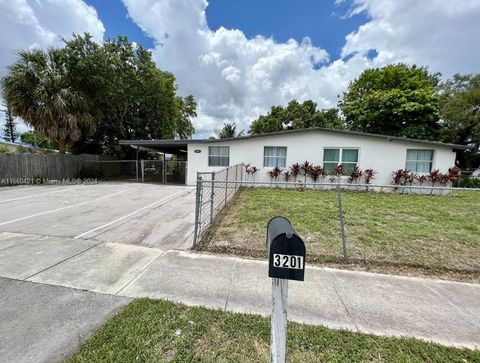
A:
198,188,480,282
68,298,479,362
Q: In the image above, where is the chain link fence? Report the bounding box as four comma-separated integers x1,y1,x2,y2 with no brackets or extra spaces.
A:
193,164,245,246
193,172,480,281
141,160,187,184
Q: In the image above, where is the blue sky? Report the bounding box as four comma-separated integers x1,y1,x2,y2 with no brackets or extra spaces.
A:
206,0,368,60
84,0,368,61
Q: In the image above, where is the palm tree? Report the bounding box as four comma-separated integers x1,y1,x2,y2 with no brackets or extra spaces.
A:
217,122,244,139
2,49,94,153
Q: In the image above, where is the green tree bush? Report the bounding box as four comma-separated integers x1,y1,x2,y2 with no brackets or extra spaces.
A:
2,48,94,153
249,100,342,134
439,74,480,168
339,64,441,140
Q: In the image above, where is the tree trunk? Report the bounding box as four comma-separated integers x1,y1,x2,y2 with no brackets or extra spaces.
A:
58,138,67,154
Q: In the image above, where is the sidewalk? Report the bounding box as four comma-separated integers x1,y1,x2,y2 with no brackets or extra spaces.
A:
1,232,479,351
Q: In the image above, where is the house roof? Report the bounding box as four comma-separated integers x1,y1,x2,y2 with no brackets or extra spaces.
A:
119,127,470,152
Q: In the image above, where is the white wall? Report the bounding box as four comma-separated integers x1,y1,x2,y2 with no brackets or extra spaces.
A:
186,131,457,185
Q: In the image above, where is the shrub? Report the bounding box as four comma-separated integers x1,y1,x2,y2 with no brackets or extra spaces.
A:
267,166,282,182
415,174,428,185
329,164,344,182
460,177,480,188
428,169,442,187
448,166,462,184
392,169,416,186
347,166,363,183
243,163,259,181
363,169,377,184
290,163,301,182
300,161,312,182
309,165,324,183
283,170,292,182
0,145,12,154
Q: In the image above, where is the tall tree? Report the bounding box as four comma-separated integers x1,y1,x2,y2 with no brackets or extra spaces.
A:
217,122,244,138
339,64,441,140
62,34,196,157
249,100,343,134
440,73,480,167
2,106,18,142
2,49,94,153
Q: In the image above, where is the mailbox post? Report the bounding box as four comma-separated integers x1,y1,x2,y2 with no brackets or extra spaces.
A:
266,216,306,363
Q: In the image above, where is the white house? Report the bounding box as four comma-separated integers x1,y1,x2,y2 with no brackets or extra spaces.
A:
120,128,468,186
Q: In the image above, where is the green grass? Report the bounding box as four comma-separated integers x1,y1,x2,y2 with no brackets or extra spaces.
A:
200,188,480,281
68,298,479,362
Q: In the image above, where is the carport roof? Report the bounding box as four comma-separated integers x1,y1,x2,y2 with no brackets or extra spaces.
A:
119,140,189,154
119,127,470,151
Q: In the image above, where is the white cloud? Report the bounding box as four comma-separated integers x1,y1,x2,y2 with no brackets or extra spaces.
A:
122,0,354,136
341,0,480,76
122,0,480,137
0,0,105,137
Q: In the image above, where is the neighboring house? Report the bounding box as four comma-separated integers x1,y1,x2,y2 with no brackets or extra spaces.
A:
120,127,469,186
0,140,44,153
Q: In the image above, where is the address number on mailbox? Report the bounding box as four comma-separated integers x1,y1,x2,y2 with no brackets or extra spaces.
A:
273,254,303,269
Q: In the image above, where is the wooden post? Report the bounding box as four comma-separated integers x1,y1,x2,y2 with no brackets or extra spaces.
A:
271,278,288,363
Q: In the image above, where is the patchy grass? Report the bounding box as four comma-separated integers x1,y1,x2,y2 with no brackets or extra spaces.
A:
198,188,480,282
68,298,479,362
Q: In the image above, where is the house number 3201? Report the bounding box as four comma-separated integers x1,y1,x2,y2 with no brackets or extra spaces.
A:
273,254,303,269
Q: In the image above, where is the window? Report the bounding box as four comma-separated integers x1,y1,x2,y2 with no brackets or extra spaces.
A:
208,146,229,167
406,149,434,173
323,148,359,174
264,146,287,167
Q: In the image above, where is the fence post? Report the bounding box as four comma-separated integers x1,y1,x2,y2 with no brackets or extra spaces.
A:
193,175,202,248
135,159,139,183
224,168,229,207
235,165,238,192
141,160,145,183
163,154,167,184
210,173,215,225
336,185,348,261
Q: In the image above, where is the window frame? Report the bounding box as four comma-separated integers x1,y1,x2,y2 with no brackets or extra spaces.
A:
208,146,230,167
323,147,359,174
263,146,287,168
405,149,434,174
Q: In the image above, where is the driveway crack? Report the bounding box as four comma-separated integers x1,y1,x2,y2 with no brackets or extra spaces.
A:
324,269,359,331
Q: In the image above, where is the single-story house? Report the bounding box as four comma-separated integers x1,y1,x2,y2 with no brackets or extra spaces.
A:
120,127,468,186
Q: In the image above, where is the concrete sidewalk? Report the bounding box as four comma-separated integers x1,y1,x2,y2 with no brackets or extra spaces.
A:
1,232,479,353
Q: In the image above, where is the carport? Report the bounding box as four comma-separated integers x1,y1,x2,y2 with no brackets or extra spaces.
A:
119,140,189,185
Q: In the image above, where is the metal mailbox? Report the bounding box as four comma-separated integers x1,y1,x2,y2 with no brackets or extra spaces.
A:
266,216,305,281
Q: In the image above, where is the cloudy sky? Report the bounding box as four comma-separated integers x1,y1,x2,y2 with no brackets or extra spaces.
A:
1,0,479,138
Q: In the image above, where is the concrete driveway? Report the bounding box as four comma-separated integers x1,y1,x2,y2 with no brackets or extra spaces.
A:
0,182,195,362
0,182,196,249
